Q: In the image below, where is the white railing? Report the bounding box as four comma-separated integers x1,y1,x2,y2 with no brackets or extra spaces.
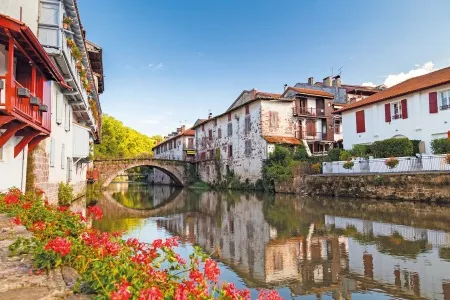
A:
323,154,450,174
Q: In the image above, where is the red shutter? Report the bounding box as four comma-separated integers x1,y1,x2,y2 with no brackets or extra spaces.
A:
356,110,365,133
384,103,391,122
245,105,249,115
429,92,438,113
312,120,316,136
401,99,408,119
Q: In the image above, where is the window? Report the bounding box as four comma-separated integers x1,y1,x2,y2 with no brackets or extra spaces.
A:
334,120,341,134
218,128,222,139
214,119,217,126
200,152,206,160
306,119,316,136
188,138,194,149
228,145,233,158
208,149,214,160
202,124,205,131
208,129,213,140
65,104,71,132
245,140,252,156
391,102,402,119
227,123,233,137
245,104,250,115
244,116,251,134
356,110,366,133
269,111,279,130
439,89,450,110
228,113,232,122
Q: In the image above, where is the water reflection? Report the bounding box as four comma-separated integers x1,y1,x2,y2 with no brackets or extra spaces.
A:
94,184,450,299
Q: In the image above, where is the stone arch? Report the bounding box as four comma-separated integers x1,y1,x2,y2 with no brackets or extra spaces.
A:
392,134,408,139
94,159,188,188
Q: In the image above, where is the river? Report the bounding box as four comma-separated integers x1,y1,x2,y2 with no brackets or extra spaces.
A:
92,182,450,299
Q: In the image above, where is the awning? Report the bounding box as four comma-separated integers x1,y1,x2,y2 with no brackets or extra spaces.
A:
186,150,196,155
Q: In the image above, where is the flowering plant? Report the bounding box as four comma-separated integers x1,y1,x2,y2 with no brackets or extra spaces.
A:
63,17,73,25
446,154,450,164
343,160,354,170
0,189,282,300
385,157,399,169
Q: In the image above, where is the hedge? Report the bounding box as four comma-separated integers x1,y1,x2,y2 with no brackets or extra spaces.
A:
371,138,413,158
431,138,450,154
327,148,342,162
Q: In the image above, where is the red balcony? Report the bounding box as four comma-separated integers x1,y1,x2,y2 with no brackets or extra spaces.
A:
0,14,69,156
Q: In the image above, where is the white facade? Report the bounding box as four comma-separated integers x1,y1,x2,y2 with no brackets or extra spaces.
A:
341,83,450,154
0,0,39,35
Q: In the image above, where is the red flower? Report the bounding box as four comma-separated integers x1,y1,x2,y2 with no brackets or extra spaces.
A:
138,287,163,300
258,290,283,300
36,189,45,196
57,206,69,212
204,258,220,282
31,221,46,232
164,236,179,247
175,254,186,265
87,205,103,220
110,280,131,300
238,289,251,300
45,237,71,256
189,269,204,283
22,202,32,210
151,239,163,249
11,216,21,225
223,283,238,299
4,194,19,205
76,212,86,222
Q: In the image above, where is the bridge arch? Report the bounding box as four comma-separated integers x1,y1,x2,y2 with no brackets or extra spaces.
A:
94,159,190,188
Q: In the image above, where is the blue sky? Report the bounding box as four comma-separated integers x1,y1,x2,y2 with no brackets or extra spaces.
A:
78,0,450,136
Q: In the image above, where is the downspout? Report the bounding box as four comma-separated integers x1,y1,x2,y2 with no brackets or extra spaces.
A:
20,145,28,192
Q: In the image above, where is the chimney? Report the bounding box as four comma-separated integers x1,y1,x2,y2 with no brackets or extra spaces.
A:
176,127,182,134
323,76,332,87
284,84,288,90
208,112,213,119
333,75,341,87
181,125,185,133
308,77,314,85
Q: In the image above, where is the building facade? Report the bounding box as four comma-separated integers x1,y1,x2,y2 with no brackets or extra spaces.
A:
0,1,103,202
337,67,450,154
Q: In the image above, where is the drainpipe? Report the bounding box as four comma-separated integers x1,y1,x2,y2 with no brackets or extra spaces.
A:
20,145,28,192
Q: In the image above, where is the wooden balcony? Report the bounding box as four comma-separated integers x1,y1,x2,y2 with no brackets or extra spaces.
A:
293,107,326,117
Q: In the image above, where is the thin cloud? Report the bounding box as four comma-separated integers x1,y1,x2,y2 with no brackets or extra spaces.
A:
140,119,160,124
362,82,376,87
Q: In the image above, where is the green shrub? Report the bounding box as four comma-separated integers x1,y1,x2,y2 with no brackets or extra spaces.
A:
343,161,354,170
411,140,421,155
385,157,399,169
293,145,309,161
327,148,342,161
58,182,73,206
371,138,413,158
352,144,371,158
431,138,450,154
339,150,352,161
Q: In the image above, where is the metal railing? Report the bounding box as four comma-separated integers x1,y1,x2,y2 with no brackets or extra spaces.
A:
293,107,325,116
322,155,450,175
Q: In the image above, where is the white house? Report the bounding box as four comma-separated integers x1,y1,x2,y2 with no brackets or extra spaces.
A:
337,66,450,154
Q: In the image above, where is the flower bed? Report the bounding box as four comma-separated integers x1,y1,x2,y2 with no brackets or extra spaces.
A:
0,188,281,299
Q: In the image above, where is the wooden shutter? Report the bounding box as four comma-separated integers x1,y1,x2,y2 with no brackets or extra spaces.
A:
56,94,63,124
61,143,65,169
245,105,249,115
312,120,316,136
384,103,391,122
356,110,365,133
401,99,408,119
68,157,73,181
50,138,55,167
65,104,71,131
295,100,300,115
429,92,438,113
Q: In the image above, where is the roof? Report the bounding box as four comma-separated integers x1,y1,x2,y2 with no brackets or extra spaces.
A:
264,136,301,145
281,87,334,99
86,40,104,94
0,14,70,89
152,128,195,150
227,89,282,112
336,66,450,113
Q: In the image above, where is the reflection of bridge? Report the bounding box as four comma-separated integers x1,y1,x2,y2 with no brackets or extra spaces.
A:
94,158,192,188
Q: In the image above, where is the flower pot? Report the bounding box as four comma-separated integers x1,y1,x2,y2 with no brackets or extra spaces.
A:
63,23,69,30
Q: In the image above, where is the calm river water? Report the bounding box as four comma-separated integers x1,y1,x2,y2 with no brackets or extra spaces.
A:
92,182,450,299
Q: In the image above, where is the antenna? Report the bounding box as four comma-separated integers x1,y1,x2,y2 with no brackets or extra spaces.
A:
337,66,343,76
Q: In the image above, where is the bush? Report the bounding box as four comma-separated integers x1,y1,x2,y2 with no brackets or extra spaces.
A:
352,144,371,158
343,161,354,170
339,150,352,161
411,140,421,155
293,145,309,161
58,182,73,206
431,138,450,154
385,157,399,169
311,163,321,174
446,154,450,164
371,138,413,158
327,148,342,161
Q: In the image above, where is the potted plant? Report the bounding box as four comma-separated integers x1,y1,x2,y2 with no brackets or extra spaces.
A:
63,17,73,29
446,154,450,164
385,157,399,169
343,160,354,170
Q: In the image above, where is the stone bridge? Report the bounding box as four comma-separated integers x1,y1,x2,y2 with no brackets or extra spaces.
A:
94,158,192,188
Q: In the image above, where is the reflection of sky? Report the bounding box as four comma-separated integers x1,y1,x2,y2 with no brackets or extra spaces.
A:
120,217,401,300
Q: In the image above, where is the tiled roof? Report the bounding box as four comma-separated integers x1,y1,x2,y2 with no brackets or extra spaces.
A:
336,66,450,113
281,87,334,98
255,92,282,99
264,136,301,145
152,128,195,150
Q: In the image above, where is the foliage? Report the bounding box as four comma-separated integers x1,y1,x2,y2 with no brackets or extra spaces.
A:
385,157,399,169
86,182,102,205
373,175,385,186
189,181,211,190
327,148,342,162
292,145,309,161
411,140,421,155
0,189,282,300
431,138,450,154
371,138,413,158
89,98,100,129
263,146,293,184
58,182,73,206
339,150,352,161
446,154,450,164
343,160,354,170
311,163,321,174
94,115,160,159
63,17,73,25
352,144,371,158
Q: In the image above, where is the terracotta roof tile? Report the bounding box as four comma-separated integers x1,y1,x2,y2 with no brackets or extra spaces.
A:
152,128,195,150
255,92,282,99
281,87,334,98
336,66,450,113
264,136,301,145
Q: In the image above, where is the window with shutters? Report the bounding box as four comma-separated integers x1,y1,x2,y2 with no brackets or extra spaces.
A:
188,138,194,149
245,105,250,115
245,140,252,156
228,145,233,158
65,104,71,132
227,122,233,137
67,157,73,182
50,138,55,167
228,113,232,122
269,111,279,130
218,128,222,139
355,110,366,133
61,143,65,169
391,102,402,120
244,116,251,135
439,89,450,110
208,129,213,140
56,94,63,125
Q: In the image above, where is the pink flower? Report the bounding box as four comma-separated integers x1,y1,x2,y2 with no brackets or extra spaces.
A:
138,287,163,300
11,216,21,225
110,280,131,300
22,202,32,210
258,290,283,300
204,258,220,282
87,205,103,220
45,237,71,256
31,221,46,232
57,206,69,212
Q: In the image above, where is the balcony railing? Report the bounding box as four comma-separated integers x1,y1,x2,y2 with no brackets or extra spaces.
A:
293,107,325,116
295,130,328,141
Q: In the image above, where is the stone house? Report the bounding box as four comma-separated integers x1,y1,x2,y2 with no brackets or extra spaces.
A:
0,1,103,202
151,125,195,184
336,66,450,154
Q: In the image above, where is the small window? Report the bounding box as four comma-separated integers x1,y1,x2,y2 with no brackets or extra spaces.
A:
227,123,233,137
188,138,194,149
334,120,341,134
245,105,250,115
391,102,402,119
356,110,365,133
439,89,450,110
244,116,251,134
218,128,222,139
209,149,214,159
208,129,213,140
228,145,233,158
202,124,205,131
245,140,252,156
269,111,279,130
228,113,232,122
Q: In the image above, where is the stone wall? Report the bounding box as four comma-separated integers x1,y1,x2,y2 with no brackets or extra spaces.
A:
301,173,450,202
